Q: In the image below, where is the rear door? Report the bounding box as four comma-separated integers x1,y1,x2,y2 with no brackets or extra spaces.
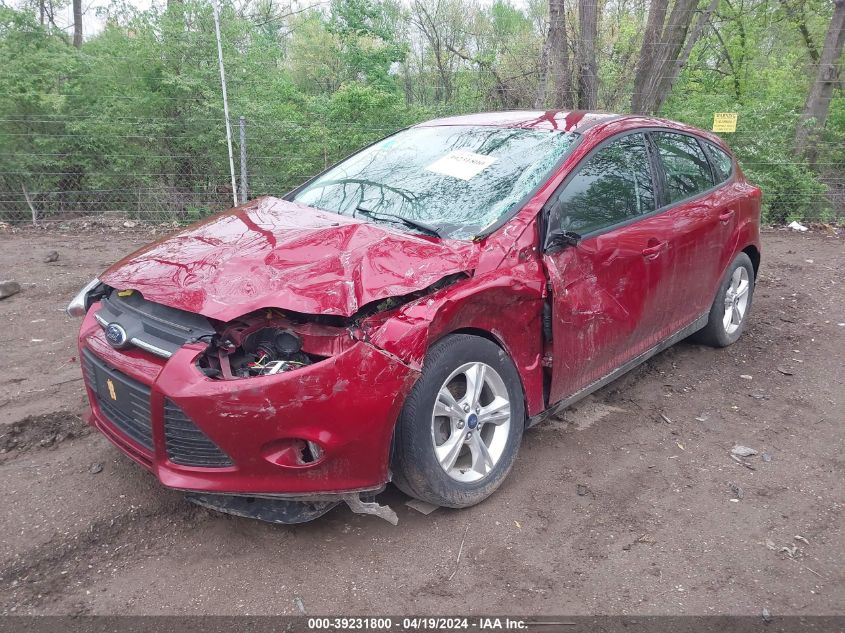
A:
542,132,672,403
701,139,746,285
647,131,723,326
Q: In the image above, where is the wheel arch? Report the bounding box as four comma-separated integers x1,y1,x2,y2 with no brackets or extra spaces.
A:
429,327,533,426
443,326,506,349
742,244,761,277
365,270,548,417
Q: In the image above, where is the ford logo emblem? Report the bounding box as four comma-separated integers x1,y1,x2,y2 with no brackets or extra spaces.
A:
105,322,128,348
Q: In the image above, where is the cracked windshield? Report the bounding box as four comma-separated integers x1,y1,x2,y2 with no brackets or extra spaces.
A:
293,125,578,239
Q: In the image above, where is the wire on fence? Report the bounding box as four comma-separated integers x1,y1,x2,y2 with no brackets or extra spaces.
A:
1,112,842,225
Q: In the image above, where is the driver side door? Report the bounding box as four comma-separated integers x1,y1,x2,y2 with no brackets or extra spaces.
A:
542,132,673,404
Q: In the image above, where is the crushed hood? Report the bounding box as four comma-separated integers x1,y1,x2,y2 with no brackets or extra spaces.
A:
100,197,479,321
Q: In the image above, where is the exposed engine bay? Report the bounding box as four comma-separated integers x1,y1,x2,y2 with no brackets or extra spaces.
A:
224,326,314,377
92,272,468,381
197,309,353,379
194,274,468,380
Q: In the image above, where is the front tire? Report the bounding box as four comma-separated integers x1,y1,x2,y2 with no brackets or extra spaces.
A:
391,334,525,508
694,252,755,347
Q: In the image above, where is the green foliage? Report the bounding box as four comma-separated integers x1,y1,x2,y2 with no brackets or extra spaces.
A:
663,97,829,223
662,0,843,223
327,0,407,90
0,0,841,224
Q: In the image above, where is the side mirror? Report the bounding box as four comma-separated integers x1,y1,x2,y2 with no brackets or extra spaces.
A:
545,229,582,252
543,196,581,252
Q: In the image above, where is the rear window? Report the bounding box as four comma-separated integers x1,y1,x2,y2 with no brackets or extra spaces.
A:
652,132,714,203
705,142,733,183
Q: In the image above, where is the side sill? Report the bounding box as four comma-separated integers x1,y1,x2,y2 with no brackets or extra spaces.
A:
527,312,709,428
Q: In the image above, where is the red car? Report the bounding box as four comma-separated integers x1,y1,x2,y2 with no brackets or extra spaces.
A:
68,111,761,524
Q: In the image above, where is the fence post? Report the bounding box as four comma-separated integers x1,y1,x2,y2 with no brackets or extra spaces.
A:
212,0,238,209
239,116,248,205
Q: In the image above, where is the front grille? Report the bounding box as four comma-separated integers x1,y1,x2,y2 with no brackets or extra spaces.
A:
82,348,153,452
164,400,233,467
95,289,215,359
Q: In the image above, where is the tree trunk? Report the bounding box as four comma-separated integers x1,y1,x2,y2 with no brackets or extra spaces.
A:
577,0,598,109
548,0,573,108
72,0,82,47
534,21,552,108
411,0,456,105
632,0,669,113
779,0,820,62
631,0,718,114
794,0,845,162
650,0,720,111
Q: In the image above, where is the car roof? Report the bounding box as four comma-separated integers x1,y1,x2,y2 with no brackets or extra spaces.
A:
414,111,726,147
414,110,624,133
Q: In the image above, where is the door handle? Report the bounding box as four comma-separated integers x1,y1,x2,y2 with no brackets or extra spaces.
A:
642,241,666,260
719,209,736,223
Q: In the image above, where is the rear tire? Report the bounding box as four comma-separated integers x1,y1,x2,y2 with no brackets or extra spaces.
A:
694,252,755,347
391,334,525,508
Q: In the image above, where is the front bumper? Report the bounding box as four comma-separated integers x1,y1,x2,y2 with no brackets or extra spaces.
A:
78,306,418,495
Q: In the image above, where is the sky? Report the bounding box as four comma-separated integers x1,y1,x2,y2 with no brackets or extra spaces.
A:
12,0,155,38
16,0,523,40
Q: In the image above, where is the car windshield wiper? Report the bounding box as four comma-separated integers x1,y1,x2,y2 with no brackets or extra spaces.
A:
354,206,442,238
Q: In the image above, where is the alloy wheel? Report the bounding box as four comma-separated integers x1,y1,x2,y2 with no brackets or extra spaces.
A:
430,362,512,483
723,266,750,334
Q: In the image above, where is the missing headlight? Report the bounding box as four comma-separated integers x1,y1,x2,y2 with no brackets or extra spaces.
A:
237,327,311,376
197,314,341,380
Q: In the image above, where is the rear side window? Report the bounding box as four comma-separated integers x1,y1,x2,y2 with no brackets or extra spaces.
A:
652,132,714,203
705,142,733,183
553,133,655,235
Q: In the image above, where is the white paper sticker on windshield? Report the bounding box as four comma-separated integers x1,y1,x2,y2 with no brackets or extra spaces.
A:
425,150,497,180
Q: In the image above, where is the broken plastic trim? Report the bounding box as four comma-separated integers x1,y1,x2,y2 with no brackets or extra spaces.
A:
185,491,398,525
185,493,339,524
341,493,399,525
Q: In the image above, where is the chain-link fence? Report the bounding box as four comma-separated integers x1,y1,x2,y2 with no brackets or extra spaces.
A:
2,113,843,226
0,113,415,225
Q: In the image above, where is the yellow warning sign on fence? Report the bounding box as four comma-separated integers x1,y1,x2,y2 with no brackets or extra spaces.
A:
713,112,738,133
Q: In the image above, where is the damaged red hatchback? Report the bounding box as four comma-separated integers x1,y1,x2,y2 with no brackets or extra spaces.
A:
68,111,761,524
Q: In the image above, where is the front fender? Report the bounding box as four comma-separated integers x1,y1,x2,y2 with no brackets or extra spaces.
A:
362,262,547,417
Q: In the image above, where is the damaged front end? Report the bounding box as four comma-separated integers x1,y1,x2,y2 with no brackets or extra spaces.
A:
77,274,468,525
194,272,469,383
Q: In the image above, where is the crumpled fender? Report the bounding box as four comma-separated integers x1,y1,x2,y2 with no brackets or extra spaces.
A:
358,219,548,417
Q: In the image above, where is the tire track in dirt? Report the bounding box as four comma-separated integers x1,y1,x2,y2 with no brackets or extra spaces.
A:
0,420,215,614
0,228,842,615
0,411,90,464
0,502,211,614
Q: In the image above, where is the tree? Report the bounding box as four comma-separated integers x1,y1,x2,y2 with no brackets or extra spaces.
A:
1,0,843,226
631,0,720,114
780,0,821,62
535,0,571,108
329,0,407,90
794,0,845,161
72,0,81,47
410,0,465,103
577,0,598,109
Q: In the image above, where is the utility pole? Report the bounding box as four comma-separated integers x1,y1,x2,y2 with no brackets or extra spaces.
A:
212,0,239,208
239,116,248,204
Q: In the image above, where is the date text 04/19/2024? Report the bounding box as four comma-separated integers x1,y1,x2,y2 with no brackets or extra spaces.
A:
306,618,529,630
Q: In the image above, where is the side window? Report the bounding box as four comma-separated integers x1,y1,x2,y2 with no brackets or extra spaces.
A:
652,132,715,203
554,134,655,235
704,141,733,183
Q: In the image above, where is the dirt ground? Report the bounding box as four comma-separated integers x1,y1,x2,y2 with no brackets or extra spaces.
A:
0,223,842,617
